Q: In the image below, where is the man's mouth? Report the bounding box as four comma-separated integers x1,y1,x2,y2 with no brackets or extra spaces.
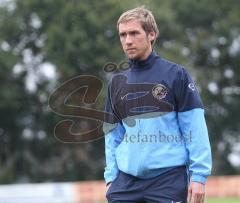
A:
126,48,136,51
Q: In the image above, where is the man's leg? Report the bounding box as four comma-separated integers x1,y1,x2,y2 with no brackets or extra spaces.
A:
106,171,145,202
143,166,188,203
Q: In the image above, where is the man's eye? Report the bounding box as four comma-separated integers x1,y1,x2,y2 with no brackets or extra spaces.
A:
120,33,126,37
131,32,138,36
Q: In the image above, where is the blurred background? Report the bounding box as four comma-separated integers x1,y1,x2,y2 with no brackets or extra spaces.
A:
0,0,239,202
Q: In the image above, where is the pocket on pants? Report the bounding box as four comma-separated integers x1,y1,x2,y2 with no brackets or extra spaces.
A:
170,167,188,200
106,173,120,199
105,171,134,201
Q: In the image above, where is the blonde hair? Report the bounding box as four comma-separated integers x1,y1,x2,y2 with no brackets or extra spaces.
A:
117,6,159,44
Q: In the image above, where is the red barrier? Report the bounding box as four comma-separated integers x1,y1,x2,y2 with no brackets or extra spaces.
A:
206,176,240,198
73,181,107,202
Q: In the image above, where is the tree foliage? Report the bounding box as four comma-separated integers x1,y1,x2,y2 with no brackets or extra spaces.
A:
0,0,239,183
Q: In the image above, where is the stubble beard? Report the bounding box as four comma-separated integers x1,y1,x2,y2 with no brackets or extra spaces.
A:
125,48,146,61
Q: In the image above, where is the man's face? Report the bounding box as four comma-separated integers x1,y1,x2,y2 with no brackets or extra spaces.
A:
118,20,155,60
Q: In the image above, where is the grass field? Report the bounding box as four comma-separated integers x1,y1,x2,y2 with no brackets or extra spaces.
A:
206,198,240,203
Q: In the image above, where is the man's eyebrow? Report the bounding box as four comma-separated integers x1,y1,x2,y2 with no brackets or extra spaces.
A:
119,31,126,36
129,30,140,33
119,30,140,35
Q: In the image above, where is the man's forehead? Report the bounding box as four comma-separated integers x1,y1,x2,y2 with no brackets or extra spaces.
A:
118,20,143,32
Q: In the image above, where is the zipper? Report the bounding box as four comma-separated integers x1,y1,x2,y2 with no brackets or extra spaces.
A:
133,70,144,176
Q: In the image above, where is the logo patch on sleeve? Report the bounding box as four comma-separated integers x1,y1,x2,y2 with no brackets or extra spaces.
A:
188,83,196,91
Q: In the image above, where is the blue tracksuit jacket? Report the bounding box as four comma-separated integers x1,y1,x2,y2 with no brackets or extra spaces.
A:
103,51,212,185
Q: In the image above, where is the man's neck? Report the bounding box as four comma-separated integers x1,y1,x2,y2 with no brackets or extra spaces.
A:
133,49,153,62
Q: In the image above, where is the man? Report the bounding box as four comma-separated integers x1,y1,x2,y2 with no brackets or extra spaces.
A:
103,6,212,203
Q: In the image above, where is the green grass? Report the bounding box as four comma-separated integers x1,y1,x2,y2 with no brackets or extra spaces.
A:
206,198,240,203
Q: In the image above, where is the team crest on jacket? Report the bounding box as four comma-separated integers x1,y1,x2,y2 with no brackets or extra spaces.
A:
152,84,168,100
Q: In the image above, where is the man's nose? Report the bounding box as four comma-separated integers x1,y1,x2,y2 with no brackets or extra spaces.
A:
125,34,133,45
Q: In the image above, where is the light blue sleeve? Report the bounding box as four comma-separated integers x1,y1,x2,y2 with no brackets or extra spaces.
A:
178,108,212,184
103,122,125,184
175,67,212,184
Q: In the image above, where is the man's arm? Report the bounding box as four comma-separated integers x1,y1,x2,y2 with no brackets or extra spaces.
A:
178,108,211,203
175,67,212,202
178,108,212,184
103,80,125,185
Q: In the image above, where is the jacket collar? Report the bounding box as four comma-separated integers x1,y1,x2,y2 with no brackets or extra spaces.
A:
129,50,158,71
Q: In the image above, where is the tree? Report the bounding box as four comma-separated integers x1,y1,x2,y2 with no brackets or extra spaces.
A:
0,0,239,184
0,0,127,183
171,0,240,174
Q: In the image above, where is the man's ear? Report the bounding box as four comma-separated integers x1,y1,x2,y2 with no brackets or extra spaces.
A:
148,31,156,43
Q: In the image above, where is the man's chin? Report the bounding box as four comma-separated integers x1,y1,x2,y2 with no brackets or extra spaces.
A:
127,54,139,60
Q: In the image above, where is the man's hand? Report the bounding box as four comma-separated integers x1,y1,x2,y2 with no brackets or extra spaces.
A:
187,182,205,203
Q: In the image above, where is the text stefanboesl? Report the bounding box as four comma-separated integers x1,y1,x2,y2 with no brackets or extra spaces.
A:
122,131,192,144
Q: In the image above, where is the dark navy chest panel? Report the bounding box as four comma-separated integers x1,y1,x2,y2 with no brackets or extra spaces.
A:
110,64,178,120
108,55,203,121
